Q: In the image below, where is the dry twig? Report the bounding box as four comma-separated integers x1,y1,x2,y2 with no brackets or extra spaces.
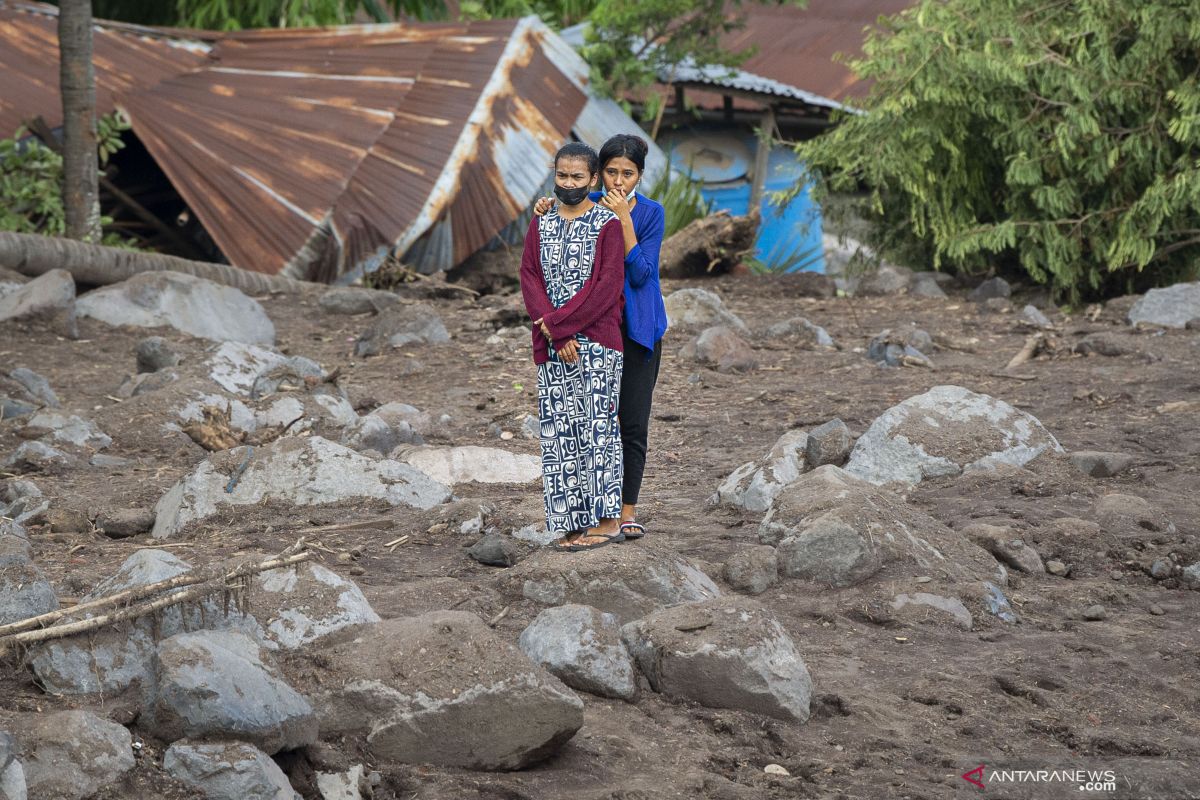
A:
1005,333,1045,370
0,540,310,652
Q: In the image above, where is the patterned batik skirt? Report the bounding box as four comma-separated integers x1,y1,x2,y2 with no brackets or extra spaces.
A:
536,337,623,534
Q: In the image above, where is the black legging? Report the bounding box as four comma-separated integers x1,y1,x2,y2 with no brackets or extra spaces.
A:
620,332,662,506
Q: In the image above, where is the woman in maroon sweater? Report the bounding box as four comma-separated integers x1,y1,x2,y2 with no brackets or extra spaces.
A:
520,142,627,551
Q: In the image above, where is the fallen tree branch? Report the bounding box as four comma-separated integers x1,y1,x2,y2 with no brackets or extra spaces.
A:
0,541,311,648
1005,333,1045,370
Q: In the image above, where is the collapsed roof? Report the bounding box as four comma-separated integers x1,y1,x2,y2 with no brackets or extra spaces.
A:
0,1,665,280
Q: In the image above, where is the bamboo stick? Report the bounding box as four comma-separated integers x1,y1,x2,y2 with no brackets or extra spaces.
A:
0,541,309,640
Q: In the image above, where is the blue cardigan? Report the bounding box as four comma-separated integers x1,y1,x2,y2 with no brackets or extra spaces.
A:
589,191,669,354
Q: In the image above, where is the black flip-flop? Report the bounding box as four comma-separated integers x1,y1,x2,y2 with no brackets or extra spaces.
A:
566,530,626,551
553,531,585,550
620,522,645,540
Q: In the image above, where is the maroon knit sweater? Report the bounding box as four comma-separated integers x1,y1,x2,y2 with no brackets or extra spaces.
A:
519,214,626,365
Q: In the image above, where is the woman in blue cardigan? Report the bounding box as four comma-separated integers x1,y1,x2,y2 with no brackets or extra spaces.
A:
535,134,669,545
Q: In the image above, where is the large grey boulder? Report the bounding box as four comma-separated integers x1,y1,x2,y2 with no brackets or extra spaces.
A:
24,411,111,450
0,484,45,527
663,288,750,336
313,611,583,770
0,730,25,800
135,336,183,373
518,604,637,701
1,519,32,566
0,489,44,530
715,430,807,512
153,436,450,538
163,741,300,800
314,766,365,800
1,441,74,473
367,402,440,439
147,630,317,754
341,415,401,455
0,564,56,626
76,272,275,344
1182,562,1200,590
116,369,179,399
353,304,449,357
805,418,851,468
94,508,155,538
0,397,36,421
968,276,1011,302
845,385,1062,485
621,597,813,722
962,523,1044,574
250,562,380,650
763,317,834,348
467,533,522,567
857,264,913,296
205,341,324,397
910,272,949,298
680,326,757,373
1128,282,1200,328
0,269,76,338
174,388,354,443
721,546,779,595
14,710,134,800
890,592,973,630
7,369,58,409
499,542,720,624
867,328,933,367
394,445,539,486
1094,493,1175,535
1070,450,1134,478
760,466,1004,624
319,287,401,316
0,266,26,295
28,549,264,696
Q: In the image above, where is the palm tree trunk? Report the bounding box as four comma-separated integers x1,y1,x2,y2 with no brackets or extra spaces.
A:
0,232,317,295
59,0,102,243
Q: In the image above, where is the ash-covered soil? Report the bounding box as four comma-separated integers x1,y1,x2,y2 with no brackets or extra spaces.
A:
2,270,1198,800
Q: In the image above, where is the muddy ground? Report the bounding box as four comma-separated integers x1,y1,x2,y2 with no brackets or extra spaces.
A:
1,269,1198,800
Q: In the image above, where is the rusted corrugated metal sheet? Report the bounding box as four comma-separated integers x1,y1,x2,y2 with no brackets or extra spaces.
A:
1,5,620,280
325,18,588,280
0,1,208,137
724,0,913,104
119,27,442,275
120,17,589,280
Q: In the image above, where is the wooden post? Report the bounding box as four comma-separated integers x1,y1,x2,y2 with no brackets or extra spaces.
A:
749,105,776,214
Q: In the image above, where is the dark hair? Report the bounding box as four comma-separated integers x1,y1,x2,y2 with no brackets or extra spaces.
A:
599,134,648,174
554,141,598,175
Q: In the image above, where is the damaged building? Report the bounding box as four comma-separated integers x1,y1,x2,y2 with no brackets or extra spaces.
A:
0,0,665,281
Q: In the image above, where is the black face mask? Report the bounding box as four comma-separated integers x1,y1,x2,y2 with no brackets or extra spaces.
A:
554,184,590,206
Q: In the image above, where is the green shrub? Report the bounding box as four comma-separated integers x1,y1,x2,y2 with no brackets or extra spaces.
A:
792,0,1200,302
648,167,712,239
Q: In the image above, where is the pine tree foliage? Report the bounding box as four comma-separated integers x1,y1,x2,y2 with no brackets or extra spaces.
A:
795,0,1200,300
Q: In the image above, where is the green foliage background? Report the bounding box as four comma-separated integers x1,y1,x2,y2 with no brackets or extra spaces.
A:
794,0,1200,301
1,113,132,246
581,0,802,115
